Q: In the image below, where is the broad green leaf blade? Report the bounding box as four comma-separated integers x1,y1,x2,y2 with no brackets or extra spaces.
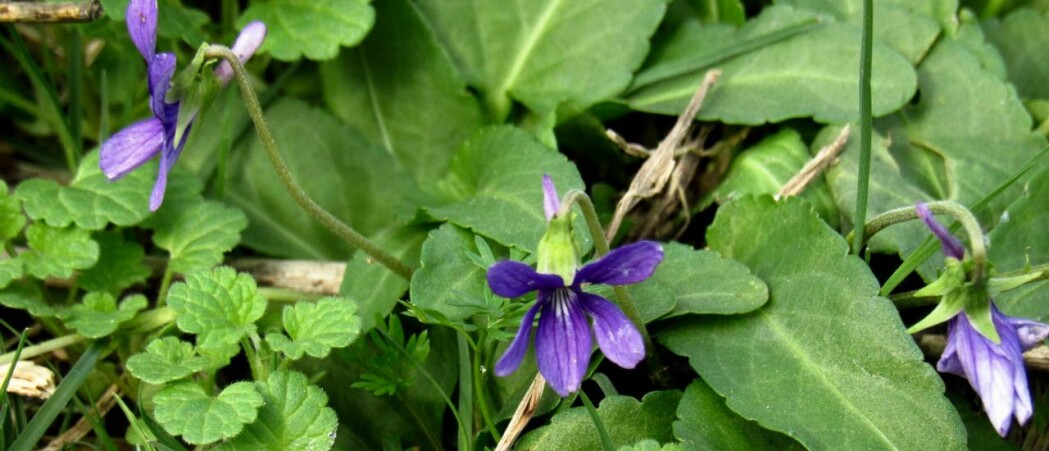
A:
0,281,54,317
319,0,486,186
78,231,150,294
166,267,266,351
983,8,1049,100
409,224,487,323
340,225,427,333
215,371,338,451
237,0,375,61
125,337,208,384
988,167,1049,322
266,297,362,360
417,0,665,116
627,6,917,124
58,293,147,338
0,259,23,289
19,223,99,279
0,180,25,241
649,242,767,317
226,99,418,259
517,391,682,450
426,126,586,251
151,200,247,274
657,196,966,449
15,151,153,230
674,379,799,449
153,381,263,445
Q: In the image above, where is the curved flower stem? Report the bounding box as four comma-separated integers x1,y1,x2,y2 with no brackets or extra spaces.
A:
203,45,413,281
851,0,874,256
858,200,987,281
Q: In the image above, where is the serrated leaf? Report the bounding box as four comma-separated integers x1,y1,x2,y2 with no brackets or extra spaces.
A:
15,151,153,230
426,126,586,251
237,0,375,61
0,281,54,317
417,0,665,116
0,180,25,241
627,6,917,124
78,231,150,294
226,99,418,259
126,337,208,384
58,292,147,338
215,371,338,451
153,381,263,445
983,8,1049,100
0,259,23,289
20,223,99,279
319,0,486,186
266,297,361,360
166,267,266,350
152,200,247,274
409,224,487,323
517,391,682,450
340,225,427,333
674,379,799,449
657,196,966,449
648,242,767,317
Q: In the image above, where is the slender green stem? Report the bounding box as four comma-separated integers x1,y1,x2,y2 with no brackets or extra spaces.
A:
888,290,940,309
859,201,987,280
240,335,265,381
456,334,473,449
399,393,443,451
851,0,874,256
0,334,88,365
473,343,500,441
0,86,40,116
0,330,29,396
203,45,413,280
257,287,320,303
579,391,615,451
155,266,175,307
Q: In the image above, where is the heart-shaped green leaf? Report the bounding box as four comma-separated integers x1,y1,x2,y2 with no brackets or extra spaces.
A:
238,0,374,61
126,337,209,384
266,297,362,360
167,267,266,351
215,371,338,451
153,381,263,445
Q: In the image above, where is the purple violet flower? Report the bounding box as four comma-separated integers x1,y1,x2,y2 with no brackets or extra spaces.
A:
100,0,266,211
486,175,663,396
917,202,1049,436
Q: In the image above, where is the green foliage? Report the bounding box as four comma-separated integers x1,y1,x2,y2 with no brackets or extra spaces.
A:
645,242,767,317
0,181,25,241
658,196,966,449
58,292,147,338
238,0,375,61
19,223,99,279
215,371,338,451
166,267,267,351
409,224,489,323
983,8,1049,99
151,200,248,274
125,337,209,384
77,231,150,294
153,381,263,445
351,315,431,397
0,259,24,290
340,225,427,332
266,297,362,360
674,379,799,449
0,281,53,317
988,167,1049,321
517,391,682,450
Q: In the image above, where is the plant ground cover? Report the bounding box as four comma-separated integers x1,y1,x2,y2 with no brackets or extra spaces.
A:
2,0,1049,449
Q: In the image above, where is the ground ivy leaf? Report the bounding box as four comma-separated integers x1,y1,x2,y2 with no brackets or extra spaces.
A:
167,267,266,351
0,281,54,317
237,0,375,61
126,337,208,384
319,0,486,186
983,8,1049,100
417,0,665,115
15,151,153,230
266,297,362,360
426,126,586,252
657,196,966,449
0,181,25,241
78,231,150,294
153,381,263,445
151,200,247,274
627,5,917,124
649,242,767,317
517,391,682,450
674,379,799,449
215,371,338,451
410,224,487,323
58,292,147,338
20,223,99,279
0,259,23,290
988,167,1049,322
340,225,427,333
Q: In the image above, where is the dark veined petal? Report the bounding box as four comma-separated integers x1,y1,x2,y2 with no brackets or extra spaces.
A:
575,241,663,286
148,53,178,123
99,118,164,180
494,300,543,377
542,174,559,221
487,261,564,298
215,21,269,85
916,203,966,260
535,288,591,396
126,0,157,61
578,292,644,369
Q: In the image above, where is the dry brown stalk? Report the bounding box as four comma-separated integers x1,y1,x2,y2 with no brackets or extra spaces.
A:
0,1,102,23
777,125,851,198
495,373,546,451
42,384,118,451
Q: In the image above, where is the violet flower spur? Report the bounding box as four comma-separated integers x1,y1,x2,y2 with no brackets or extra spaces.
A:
915,202,1049,436
99,0,266,211
486,175,663,396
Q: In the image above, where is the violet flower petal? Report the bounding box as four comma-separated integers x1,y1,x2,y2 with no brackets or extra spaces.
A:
494,300,542,377
1006,316,1049,350
916,202,966,260
575,241,663,286
487,261,564,298
148,122,190,212
535,288,591,396
126,0,157,62
542,174,559,221
99,117,164,180
147,53,178,123
215,21,268,85
578,292,644,369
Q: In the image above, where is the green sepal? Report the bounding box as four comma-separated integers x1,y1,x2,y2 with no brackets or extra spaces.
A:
906,292,966,335
912,258,967,298
964,293,1000,344
168,43,221,148
536,213,578,284
987,271,1045,295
